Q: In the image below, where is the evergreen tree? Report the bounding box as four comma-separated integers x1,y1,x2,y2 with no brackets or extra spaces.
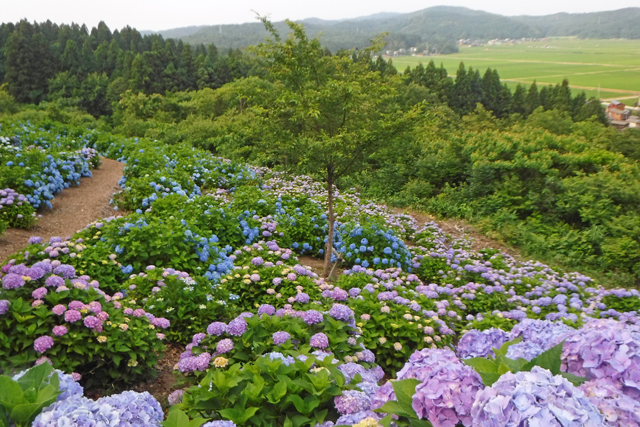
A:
4,20,54,103
525,81,540,117
510,84,526,116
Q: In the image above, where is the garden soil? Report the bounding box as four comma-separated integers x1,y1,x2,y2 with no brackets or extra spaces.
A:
0,157,124,263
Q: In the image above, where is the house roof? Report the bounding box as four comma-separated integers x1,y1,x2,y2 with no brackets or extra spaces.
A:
611,100,622,105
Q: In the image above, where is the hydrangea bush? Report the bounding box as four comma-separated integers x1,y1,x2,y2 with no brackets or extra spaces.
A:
0,260,167,388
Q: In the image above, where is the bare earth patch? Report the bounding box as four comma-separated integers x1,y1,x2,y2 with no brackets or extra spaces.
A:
0,157,124,263
391,207,522,259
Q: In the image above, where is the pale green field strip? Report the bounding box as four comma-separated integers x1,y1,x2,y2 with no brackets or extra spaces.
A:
392,38,640,98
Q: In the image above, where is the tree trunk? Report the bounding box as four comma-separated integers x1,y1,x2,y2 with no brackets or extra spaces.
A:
323,165,335,278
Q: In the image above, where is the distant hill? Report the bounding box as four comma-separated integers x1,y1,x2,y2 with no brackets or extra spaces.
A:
147,6,640,52
515,7,640,39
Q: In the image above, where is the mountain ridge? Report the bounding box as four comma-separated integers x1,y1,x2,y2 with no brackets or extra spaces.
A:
144,6,640,52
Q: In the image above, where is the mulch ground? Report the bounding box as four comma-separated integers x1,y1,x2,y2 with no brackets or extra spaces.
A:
0,157,124,263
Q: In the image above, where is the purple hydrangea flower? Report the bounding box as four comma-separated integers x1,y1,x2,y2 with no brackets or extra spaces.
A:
273,331,291,345
152,317,170,329
201,421,237,427
167,390,184,406
45,275,65,287
509,318,574,350
302,310,323,325
505,341,546,361
258,304,276,316
64,309,82,323
580,378,640,426
216,338,234,354
98,390,163,426
2,273,25,289
472,367,605,426
295,293,310,303
334,390,371,415
53,325,68,336
28,236,43,245
456,328,509,359
310,332,329,349
30,288,48,301
227,317,247,336
562,319,640,398
34,336,54,353
32,396,121,427
207,322,227,336
192,333,206,346
53,264,76,279
83,316,102,329
0,299,10,315
329,303,354,322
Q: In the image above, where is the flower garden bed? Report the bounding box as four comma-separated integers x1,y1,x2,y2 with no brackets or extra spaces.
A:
0,120,639,427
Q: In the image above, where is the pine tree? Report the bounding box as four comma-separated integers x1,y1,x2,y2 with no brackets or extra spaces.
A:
4,20,54,103
525,81,540,117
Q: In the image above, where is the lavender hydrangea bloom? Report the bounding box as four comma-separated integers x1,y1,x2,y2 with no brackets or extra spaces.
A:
456,328,509,359
98,390,164,427
509,318,574,350
2,273,25,289
167,389,184,406
34,336,54,353
258,304,276,316
310,333,329,349
334,390,372,415
329,303,354,322
201,421,237,427
207,322,227,336
33,396,121,427
216,339,234,354
580,379,640,427
505,341,546,361
302,310,323,325
562,319,640,398
273,331,291,345
0,299,9,315
227,317,247,336
53,264,76,279
267,352,295,366
471,367,605,427
335,411,378,426
45,275,65,287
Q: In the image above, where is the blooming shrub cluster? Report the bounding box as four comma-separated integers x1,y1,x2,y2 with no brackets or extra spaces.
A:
0,258,167,388
0,120,100,212
1,122,640,425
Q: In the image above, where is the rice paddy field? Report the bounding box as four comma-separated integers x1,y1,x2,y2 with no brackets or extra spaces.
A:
392,37,640,101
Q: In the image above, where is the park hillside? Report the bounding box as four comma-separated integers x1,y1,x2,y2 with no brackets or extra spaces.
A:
0,14,640,427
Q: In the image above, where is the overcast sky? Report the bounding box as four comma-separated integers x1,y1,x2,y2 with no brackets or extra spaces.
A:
4,0,638,31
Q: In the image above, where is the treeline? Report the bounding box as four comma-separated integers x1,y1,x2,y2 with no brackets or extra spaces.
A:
0,20,260,115
403,61,607,122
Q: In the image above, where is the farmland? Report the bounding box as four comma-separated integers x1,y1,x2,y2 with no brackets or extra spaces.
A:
392,37,640,100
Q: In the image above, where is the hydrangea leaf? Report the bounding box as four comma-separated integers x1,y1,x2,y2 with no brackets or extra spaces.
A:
560,372,587,387
523,341,564,375
492,337,522,358
463,357,499,374
0,377,23,410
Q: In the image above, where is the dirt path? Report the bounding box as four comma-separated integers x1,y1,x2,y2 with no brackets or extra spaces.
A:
0,157,124,263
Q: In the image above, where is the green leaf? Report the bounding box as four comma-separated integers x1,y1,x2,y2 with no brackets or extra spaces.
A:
239,407,259,424
378,414,393,427
374,401,413,418
493,337,522,358
269,380,287,403
287,395,308,414
477,371,502,387
0,377,24,411
390,378,420,419
524,341,564,375
560,372,587,386
463,358,499,374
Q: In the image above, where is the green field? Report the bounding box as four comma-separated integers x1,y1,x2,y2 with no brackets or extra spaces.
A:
392,37,640,100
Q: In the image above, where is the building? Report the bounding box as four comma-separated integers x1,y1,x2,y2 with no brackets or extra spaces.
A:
607,100,630,121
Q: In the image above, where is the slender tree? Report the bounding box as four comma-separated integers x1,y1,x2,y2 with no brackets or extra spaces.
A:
251,18,413,277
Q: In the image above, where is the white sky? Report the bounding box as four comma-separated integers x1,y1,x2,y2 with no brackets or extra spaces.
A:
3,0,639,31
